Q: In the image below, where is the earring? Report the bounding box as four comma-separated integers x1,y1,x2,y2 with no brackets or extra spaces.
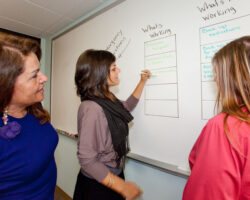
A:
0,106,21,140
2,107,8,125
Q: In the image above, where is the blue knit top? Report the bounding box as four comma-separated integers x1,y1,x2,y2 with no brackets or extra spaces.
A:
0,113,58,200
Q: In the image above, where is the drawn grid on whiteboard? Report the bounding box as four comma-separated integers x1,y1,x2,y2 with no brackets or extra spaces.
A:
144,35,179,118
200,14,250,120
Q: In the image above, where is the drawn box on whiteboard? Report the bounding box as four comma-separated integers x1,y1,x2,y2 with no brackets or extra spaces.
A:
200,15,250,44
202,100,216,120
145,84,178,100
145,100,179,118
202,81,217,101
146,67,177,85
201,81,217,120
200,41,229,63
199,15,250,120
145,52,177,70
201,63,214,81
144,35,176,56
144,84,178,117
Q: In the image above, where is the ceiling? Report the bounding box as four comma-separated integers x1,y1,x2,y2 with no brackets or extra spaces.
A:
0,0,110,38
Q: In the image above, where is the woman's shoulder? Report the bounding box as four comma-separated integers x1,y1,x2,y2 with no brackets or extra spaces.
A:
199,113,228,140
78,100,104,115
28,113,55,130
28,113,49,124
206,112,225,128
207,111,250,137
206,112,240,131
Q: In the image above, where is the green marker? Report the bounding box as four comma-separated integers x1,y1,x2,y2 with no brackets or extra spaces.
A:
141,71,157,77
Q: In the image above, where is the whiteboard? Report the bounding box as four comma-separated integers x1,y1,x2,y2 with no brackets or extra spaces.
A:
51,0,250,174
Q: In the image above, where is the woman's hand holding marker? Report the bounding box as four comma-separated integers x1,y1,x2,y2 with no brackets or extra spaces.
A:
140,70,151,81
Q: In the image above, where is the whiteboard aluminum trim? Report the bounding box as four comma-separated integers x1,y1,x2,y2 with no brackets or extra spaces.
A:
127,153,190,179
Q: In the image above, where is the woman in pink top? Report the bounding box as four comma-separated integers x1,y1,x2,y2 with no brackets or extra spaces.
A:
183,36,250,200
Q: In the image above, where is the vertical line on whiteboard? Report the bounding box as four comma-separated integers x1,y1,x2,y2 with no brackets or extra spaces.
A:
199,27,204,120
144,40,146,115
174,34,179,118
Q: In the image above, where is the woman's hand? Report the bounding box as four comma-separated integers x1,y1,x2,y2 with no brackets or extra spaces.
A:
140,69,151,82
132,69,151,99
102,172,142,200
120,181,143,200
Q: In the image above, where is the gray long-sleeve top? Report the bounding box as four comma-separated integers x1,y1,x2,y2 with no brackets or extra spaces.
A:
77,95,139,182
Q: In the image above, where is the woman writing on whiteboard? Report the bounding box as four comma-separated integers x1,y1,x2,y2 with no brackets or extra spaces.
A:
183,36,250,200
73,49,150,200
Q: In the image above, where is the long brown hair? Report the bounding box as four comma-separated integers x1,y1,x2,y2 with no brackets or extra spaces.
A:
0,37,50,124
212,36,250,151
75,49,116,101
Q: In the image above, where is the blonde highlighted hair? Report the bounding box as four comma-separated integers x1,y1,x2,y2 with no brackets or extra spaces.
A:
212,36,250,122
212,36,250,154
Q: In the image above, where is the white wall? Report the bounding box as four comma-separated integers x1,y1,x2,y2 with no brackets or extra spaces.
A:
54,135,80,197
41,38,52,112
124,160,187,200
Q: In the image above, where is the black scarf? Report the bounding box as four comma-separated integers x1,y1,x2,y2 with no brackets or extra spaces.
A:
81,96,134,167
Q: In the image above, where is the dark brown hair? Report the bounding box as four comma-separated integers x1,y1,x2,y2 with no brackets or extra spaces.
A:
0,36,50,124
75,49,116,100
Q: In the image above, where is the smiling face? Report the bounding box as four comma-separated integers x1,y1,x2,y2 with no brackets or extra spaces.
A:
10,52,48,108
107,62,120,86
